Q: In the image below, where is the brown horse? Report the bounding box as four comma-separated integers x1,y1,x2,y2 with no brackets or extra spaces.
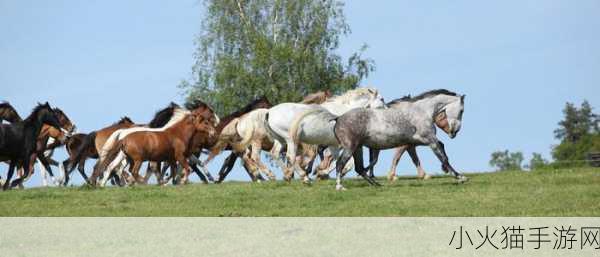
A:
60,117,135,185
96,105,217,186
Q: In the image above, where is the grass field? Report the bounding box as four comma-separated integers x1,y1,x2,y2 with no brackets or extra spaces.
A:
0,167,599,216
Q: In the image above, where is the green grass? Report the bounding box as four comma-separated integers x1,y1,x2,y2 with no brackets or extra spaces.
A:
1,167,599,216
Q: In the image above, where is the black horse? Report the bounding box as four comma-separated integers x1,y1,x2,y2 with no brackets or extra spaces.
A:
0,102,63,190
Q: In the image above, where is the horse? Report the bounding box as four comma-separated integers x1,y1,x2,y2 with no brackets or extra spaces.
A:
0,103,75,187
60,116,135,186
96,104,217,186
199,96,273,182
375,95,466,181
0,102,63,190
266,87,386,182
63,103,183,186
213,90,335,182
332,89,467,190
90,103,193,184
34,107,76,186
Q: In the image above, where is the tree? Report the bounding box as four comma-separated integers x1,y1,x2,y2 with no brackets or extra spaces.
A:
180,0,375,116
552,100,600,162
489,150,524,171
526,152,548,170
554,100,598,143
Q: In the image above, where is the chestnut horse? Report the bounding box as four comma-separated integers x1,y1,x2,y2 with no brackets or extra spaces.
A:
96,104,217,186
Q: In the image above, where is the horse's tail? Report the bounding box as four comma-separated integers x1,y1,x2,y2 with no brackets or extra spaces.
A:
233,119,254,152
94,139,125,180
289,108,322,145
98,130,122,161
263,112,279,142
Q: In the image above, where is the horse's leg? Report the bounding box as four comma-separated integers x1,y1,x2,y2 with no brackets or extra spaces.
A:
430,140,467,182
143,162,155,184
100,152,125,187
189,159,208,184
387,146,407,181
11,153,34,188
177,155,192,185
3,161,16,190
335,149,353,191
128,160,143,185
366,148,380,178
37,155,57,186
252,142,275,180
168,163,178,185
352,147,380,186
61,158,71,186
282,139,298,182
188,155,210,183
240,150,262,182
216,152,237,183
77,158,90,184
407,146,429,179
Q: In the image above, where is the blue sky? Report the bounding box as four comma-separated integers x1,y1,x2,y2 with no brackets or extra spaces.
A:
1,0,599,186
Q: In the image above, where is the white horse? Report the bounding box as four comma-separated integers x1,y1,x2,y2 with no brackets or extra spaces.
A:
265,87,386,182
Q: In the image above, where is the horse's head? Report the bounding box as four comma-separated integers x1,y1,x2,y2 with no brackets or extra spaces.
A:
435,95,465,139
191,106,218,139
53,107,76,135
32,102,62,131
42,124,67,143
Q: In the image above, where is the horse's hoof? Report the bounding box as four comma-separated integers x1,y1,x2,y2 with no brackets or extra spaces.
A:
456,176,468,183
335,185,346,191
423,174,432,180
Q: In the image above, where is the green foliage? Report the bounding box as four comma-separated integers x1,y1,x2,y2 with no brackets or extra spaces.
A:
180,0,375,116
489,150,524,171
552,133,600,162
554,100,599,143
526,152,548,170
552,100,600,163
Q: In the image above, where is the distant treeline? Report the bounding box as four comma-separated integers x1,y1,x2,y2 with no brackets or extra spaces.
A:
490,100,600,171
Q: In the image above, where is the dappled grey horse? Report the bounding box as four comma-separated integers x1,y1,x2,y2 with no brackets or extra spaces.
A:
332,89,467,190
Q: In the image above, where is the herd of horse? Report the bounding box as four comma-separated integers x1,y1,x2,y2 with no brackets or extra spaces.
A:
0,87,466,191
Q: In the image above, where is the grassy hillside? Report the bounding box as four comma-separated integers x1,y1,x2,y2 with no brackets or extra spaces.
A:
0,168,598,216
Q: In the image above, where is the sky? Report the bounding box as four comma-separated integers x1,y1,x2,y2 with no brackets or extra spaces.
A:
1,0,599,187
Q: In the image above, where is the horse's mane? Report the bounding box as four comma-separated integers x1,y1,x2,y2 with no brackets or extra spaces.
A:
115,116,133,125
216,96,269,132
148,102,180,128
224,96,269,119
184,99,208,111
387,89,458,105
301,91,331,104
326,87,378,104
24,102,52,123
0,101,23,122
